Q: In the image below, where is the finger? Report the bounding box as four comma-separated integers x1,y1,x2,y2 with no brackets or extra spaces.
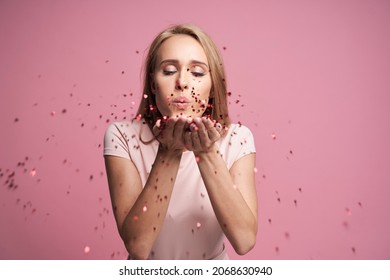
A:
184,131,193,151
215,122,223,133
195,118,210,147
190,127,202,151
152,119,163,138
173,117,187,140
203,118,220,142
163,117,176,139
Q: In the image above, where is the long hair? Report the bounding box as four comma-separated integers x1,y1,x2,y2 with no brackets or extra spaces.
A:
136,24,230,136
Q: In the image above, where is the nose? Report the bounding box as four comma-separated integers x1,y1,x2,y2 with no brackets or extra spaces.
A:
175,71,188,91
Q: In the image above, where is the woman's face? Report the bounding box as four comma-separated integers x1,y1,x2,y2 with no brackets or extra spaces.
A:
152,34,212,119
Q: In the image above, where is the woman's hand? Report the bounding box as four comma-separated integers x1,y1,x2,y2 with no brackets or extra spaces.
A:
184,117,222,153
152,117,187,152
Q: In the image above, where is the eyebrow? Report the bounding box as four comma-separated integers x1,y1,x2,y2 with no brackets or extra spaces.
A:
159,59,209,68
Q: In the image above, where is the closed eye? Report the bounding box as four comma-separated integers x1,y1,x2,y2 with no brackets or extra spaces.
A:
163,70,177,75
192,72,206,77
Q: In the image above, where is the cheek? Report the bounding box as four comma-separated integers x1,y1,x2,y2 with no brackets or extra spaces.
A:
191,78,212,98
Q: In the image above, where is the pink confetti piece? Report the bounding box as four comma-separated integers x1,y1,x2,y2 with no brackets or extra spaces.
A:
271,133,276,140
142,206,147,212
84,246,90,254
195,156,200,163
196,222,201,229
253,167,258,173
51,111,56,116
143,94,148,99
30,169,36,177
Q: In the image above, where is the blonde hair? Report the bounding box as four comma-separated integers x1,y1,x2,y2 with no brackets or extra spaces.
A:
136,23,230,135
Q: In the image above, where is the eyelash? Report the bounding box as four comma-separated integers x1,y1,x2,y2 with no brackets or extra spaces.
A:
162,70,205,77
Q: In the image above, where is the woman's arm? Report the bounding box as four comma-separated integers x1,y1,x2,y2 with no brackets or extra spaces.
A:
105,118,187,259
185,117,258,255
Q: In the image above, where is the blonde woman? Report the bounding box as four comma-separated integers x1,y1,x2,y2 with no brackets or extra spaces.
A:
104,24,258,260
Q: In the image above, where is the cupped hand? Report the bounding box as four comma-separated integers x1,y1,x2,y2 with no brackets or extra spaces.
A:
152,117,187,152
184,117,222,153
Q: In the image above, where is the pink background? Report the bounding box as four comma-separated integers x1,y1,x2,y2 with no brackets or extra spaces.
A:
1,0,390,260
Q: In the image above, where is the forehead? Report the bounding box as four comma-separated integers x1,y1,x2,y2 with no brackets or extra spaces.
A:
157,34,208,63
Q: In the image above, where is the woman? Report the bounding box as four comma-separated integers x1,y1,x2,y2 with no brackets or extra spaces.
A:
104,24,257,260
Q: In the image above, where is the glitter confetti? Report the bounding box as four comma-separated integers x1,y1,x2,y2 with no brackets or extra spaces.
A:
271,133,276,140
196,222,201,229
30,169,37,177
143,94,148,99
143,206,147,212
84,246,91,254
253,167,258,173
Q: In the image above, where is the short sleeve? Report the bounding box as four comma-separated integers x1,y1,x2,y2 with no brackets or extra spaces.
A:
103,122,132,160
230,125,256,161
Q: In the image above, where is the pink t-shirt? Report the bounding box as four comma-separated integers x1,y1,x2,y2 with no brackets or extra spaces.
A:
104,119,256,259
